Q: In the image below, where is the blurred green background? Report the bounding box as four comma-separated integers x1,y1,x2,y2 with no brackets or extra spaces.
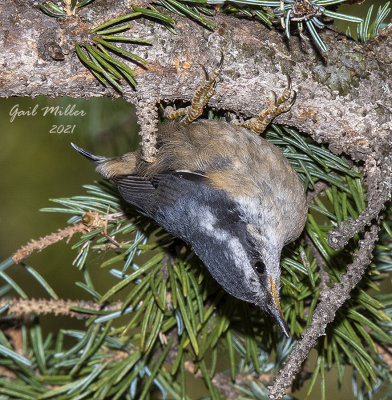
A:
0,96,140,333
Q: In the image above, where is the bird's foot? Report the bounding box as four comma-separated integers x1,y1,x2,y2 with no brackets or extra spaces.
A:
238,76,296,134
163,104,189,120
163,55,223,124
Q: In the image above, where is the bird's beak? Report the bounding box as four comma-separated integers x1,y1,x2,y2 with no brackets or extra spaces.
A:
268,277,290,337
70,142,107,165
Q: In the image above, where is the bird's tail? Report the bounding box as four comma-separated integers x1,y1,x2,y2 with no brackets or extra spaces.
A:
71,142,108,165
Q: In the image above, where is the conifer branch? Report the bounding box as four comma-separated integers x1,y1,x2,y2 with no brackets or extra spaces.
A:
269,222,381,399
12,224,88,264
12,211,126,264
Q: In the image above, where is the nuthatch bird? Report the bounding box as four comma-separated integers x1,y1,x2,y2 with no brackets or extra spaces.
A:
72,66,307,337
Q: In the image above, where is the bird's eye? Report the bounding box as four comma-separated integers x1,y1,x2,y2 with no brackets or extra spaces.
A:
254,260,266,274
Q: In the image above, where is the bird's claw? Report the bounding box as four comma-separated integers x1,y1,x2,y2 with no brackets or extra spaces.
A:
164,55,223,124
237,76,296,134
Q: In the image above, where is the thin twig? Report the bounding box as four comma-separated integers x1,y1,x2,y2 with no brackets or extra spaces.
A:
0,298,123,320
13,211,127,264
13,224,88,264
306,181,328,203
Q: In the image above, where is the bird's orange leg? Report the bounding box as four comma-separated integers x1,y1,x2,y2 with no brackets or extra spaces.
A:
164,56,223,124
238,76,296,134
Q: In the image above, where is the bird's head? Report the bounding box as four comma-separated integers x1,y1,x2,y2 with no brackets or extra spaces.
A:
190,205,290,337
243,222,289,336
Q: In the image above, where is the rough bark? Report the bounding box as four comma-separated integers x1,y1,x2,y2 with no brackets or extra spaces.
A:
1,0,392,164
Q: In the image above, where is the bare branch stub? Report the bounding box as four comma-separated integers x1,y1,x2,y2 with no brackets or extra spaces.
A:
268,223,380,400
136,99,159,163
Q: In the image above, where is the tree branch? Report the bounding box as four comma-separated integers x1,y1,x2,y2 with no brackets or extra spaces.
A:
1,1,391,165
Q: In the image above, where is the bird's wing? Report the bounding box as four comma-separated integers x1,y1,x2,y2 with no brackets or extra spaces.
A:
153,171,210,207
113,175,155,196
112,171,211,216
112,175,156,216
